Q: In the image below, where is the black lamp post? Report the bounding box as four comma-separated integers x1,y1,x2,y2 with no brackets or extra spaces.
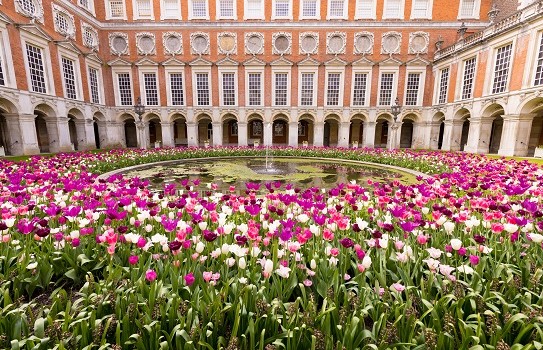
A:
134,96,145,122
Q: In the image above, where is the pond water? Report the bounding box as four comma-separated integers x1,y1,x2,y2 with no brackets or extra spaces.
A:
121,157,417,192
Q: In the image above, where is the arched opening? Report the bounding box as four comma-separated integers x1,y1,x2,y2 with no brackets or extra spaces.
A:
197,115,212,146
349,115,365,146
248,115,263,146
460,118,470,151
0,113,9,156
272,116,288,145
35,113,50,153
298,114,314,146
375,117,390,148
222,114,238,146
93,120,100,149
324,115,339,147
124,118,137,148
147,117,162,148
400,119,414,149
489,115,504,154
438,121,445,150
68,116,78,151
523,98,543,156
172,114,188,147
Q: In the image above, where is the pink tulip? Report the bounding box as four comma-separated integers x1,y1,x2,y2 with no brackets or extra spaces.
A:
184,273,195,286
145,269,157,282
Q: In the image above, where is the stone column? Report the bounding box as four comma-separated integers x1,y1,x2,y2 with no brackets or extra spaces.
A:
288,122,298,147
73,120,91,151
263,122,272,146
186,122,198,147
237,122,248,146
427,122,442,150
2,113,39,155
161,122,174,147
464,117,493,154
363,121,376,148
337,122,350,148
441,120,464,151
212,122,223,147
498,114,535,157
411,122,424,149
313,121,324,147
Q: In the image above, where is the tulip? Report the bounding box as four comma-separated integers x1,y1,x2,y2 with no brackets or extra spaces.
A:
145,269,157,282
469,255,480,266
184,273,195,286
450,238,462,251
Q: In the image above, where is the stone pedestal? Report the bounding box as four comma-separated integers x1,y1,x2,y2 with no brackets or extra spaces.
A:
237,122,248,146
464,117,493,154
3,113,40,155
186,122,198,147
212,122,223,146
160,122,174,147
498,114,535,157
363,122,376,148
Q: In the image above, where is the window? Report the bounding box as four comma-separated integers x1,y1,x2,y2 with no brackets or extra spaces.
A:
218,0,234,17
170,73,184,105
245,0,263,19
301,0,318,17
135,0,152,18
384,0,402,18
88,67,100,104
535,34,543,86
300,73,314,106
326,73,341,106
274,0,291,18
379,73,394,105
196,73,210,106
19,0,37,15
352,73,367,106
405,73,420,106
117,73,132,106
248,73,261,105
461,57,476,100
79,0,92,11
26,44,46,94
222,73,236,105
356,0,374,18
459,0,477,18
83,28,96,48
328,0,346,18
274,73,288,106
61,57,77,99
108,0,125,18
438,68,449,104
162,0,180,19
191,0,207,18
492,44,512,94
54,12,70,35
143,73,158,105
412,0,430,18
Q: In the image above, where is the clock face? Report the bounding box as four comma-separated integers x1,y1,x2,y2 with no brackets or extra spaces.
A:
247,35,263,54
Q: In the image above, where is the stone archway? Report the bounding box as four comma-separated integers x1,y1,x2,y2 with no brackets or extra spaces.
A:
349,115,365,147
375,116,391,148
197,114,212,146
93,112,106,150
429,112,445,150
35,113,50,153
460,118,470,151
247,114,263,146
0,114,9,155
171,114,188,147
123,116,137,148
222,114,238,146
298,114,314,146
272,115,289,146
68,116,78,151
147,115,162,148
479,103,505,154
324,115,340,147
522,98,543,156
400,119,414,149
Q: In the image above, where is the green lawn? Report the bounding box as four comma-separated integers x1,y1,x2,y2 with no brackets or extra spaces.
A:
485,154,543,166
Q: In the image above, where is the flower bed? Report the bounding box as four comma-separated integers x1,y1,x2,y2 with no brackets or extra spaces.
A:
1,147,543,349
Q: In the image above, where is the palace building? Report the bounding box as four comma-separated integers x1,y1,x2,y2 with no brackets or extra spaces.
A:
0,0,542,156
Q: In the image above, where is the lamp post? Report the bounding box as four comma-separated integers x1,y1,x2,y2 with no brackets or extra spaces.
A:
389,97,402,150
134,96,146,149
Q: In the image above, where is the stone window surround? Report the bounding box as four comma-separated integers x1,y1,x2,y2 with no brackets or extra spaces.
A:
58,47,83,100
138,66,160,106
298,66,319,107
377,66,399,107
218,67,238,107
404,66,426,106
350,67,372,107
20,30,56,96
85,60,104,105
164,66,186,106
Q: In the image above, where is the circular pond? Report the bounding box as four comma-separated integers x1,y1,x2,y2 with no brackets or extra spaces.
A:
120,157,418,192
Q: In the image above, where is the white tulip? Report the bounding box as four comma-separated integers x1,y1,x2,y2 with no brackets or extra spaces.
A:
238,257,247,269
195,241,205,254
529,233,543,244
450,238,462,251
361,256,372,269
